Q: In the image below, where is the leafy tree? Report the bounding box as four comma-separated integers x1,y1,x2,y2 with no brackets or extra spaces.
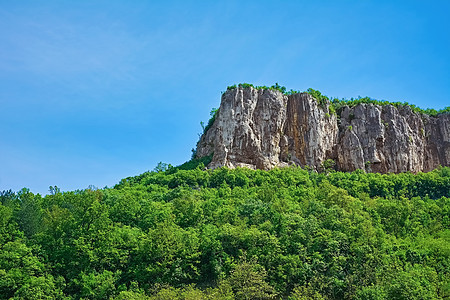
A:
224,255,277,300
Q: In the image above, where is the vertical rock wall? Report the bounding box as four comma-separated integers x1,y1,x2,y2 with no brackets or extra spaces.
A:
196,87,287,169
281,93,338,167
196,86,449,173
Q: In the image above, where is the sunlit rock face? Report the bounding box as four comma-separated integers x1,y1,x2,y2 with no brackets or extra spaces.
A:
196,86,449,173
196,87,287,170
281,92,338,168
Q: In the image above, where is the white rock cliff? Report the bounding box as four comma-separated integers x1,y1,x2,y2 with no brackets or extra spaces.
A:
196,86,449,173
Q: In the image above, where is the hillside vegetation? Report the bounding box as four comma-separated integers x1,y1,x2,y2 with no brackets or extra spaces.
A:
1,163,449,299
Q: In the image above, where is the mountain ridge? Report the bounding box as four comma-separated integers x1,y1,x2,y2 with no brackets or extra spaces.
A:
196,85,449,173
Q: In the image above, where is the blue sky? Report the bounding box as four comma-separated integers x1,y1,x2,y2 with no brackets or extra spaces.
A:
1,0,449,195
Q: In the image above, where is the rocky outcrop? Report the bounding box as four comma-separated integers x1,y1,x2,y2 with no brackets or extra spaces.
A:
281,93,338,167
196,88,287,169
196,86,449,173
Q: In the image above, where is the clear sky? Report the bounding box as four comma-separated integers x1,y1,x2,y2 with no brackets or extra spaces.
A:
1,0,449,195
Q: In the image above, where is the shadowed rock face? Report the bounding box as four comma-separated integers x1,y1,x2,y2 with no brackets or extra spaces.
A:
196,86,449,173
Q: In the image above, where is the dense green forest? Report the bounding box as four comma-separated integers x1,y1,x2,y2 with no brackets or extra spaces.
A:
1,160,449,299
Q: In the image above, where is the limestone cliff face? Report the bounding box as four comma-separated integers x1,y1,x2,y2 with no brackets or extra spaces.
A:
196,87,287,169
196,86,449,173
281,93,338,168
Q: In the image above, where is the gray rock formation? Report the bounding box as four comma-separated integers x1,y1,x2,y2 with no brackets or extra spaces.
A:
196,86,449,173
196,88,287,169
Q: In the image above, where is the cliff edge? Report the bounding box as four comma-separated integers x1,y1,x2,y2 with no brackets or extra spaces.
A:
196,86,449,173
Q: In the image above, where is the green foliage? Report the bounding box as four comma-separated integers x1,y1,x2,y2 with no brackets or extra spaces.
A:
289,284,326,300
0,203,66,299
331,96,450,116
154,162,171,173
177,154,213,171
307,88,330,107
75,270,120,299
226,83,288,95
1,166,449,299
148,283,234,299
202,107,219,135
321,159,336,172
224,255,277,299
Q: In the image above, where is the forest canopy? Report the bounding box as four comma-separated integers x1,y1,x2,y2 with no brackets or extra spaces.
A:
1,163,449,299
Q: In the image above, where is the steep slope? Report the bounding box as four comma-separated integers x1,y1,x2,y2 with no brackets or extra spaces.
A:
196,86,449,172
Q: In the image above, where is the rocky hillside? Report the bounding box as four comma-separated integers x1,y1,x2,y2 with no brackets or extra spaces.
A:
196,85,449,173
